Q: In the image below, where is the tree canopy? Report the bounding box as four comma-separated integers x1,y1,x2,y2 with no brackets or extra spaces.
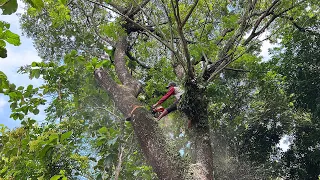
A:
1,0,320,179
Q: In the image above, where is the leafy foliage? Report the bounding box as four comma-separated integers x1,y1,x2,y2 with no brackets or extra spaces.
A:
0,21,20,58
270,18,320,179
1,0,320,179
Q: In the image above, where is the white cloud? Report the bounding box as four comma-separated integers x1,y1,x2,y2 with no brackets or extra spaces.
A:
0,43,43,87
278,134,292,152
1,0,42,88
0,1,46,129
259,32,279,61
260,40,273,61
0,96,7,113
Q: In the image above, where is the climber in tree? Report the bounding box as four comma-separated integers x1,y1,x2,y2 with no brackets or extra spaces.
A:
152,82,184,120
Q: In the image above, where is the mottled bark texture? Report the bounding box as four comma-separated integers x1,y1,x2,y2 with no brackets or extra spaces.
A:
180,79,214,179
94,68,187,179
114,36,141,97
94,36,189,179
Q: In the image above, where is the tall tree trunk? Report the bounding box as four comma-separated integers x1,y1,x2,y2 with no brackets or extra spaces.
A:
181,79,214,180
94,69,187,179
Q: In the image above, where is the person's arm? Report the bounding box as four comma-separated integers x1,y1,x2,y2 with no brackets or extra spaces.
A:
154,87,175,106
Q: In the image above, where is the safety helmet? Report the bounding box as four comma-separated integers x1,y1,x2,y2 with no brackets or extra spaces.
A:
166,82,177,88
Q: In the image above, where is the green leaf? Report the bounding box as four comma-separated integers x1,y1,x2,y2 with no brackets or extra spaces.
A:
39,144,52,158
0,47,7,58
27,84,33,91
61,131,72,141
33,108,39,115
0,166,8,175
8,91,17,99
0,0,18,15
0,21,10,29
32,0,44,9
96,136,106,146
10,112,18,120
26,0,44,9
32,69,40,78
10,102,17,109
9,83,16,91
50,175,62,180
0,40,6,47
59,0,67,5
31,62,38,67
49,133,59,142
17,86,24,90
3,30,21,46
21,106,29,114
98,126,107,134
96,173,102,180
18,113,24,120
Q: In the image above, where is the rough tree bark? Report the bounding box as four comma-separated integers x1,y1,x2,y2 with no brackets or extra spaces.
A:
94,67,187,179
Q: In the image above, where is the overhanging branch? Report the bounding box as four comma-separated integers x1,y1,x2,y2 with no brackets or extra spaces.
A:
84,0,177,54
126,51,151,69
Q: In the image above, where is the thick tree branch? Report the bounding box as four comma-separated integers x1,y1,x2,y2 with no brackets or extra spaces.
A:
224,67,251,73
280,15,320,35
170,0,195,79
114,36,141,97
173,0,182,26
244,0,306,45
244,0,280,45
204,0,302,82
85,0,176,54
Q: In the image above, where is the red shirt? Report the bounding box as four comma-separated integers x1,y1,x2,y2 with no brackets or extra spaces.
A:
157,86,175,105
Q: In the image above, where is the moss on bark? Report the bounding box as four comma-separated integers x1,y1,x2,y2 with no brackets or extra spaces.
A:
179,79,208,127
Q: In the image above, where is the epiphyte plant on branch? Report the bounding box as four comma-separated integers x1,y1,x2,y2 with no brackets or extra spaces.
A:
4,0,320,179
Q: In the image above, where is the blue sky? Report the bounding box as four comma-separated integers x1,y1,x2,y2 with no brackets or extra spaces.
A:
0,1,45,129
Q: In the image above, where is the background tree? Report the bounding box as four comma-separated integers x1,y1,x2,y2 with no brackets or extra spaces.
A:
270,15,320,179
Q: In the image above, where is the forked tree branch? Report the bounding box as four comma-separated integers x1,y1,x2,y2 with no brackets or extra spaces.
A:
84,0,176,54
205,0,307,82
170,0,197,79
181,0,199,27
